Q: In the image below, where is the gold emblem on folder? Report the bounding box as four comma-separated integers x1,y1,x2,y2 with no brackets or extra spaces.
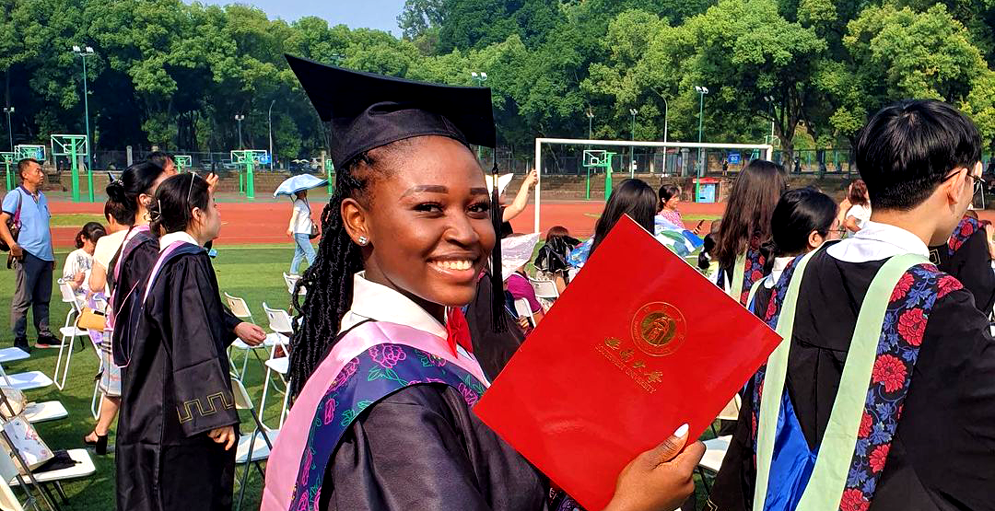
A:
631,302,686,356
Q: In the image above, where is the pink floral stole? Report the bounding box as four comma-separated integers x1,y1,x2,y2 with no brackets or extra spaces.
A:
261,321,490,511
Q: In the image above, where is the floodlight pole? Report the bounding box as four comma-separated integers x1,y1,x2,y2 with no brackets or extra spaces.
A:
235,114,245,149
585,109,594,200
662,97,669,144
695,86,709,200
3,107,12,151
72,46,95,175
629,109,638,178
268,100,276,170
471,72,488,162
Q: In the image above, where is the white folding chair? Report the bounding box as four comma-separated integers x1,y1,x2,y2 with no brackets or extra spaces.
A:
699,435,731,474
52,281,88,390
223,293,279,380
0,364,51,392
709,394,742,438
0,472,25,511
528,277,560,301
0,447,39,511
22,402,68,425
6,449,96,510
231,374,277,511
260,303,293,429
0,350,29,365
513,298,536,328
282,273,306,296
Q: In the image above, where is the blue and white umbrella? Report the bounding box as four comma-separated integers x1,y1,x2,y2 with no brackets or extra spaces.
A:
654,215,704,257
273,174,328,197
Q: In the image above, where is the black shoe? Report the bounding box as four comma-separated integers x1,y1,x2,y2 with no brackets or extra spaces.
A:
35,335,62,349
13,337,30,353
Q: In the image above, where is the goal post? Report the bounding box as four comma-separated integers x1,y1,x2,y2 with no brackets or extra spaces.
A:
533,138,773,234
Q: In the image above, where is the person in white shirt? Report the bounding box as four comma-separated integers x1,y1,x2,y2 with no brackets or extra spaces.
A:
63,222,105,293
286,190,317,275
844,178,871,234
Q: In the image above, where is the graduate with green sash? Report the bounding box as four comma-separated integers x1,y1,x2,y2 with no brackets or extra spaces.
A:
709,100,995,511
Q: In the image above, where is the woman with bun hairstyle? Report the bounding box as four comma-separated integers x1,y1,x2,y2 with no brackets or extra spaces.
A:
81,162,171,454
117,173,241,511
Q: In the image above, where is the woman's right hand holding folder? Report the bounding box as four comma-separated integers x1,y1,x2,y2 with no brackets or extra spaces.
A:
604,423,705,511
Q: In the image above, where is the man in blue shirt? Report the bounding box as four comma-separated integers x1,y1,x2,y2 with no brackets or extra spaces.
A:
0,159,58,351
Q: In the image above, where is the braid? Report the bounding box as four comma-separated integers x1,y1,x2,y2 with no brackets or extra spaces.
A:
287,154,378,398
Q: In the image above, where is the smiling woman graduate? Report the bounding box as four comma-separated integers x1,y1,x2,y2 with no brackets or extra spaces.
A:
261,57,703,511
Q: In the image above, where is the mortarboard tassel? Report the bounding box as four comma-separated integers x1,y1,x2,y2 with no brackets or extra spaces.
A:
489,162,506,332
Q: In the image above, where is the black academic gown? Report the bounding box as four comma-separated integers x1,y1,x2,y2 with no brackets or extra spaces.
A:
322,384,551,511
929,226,995,315
110,233,158,364
112,234,241,365
710,250,995,510
116,249,239,511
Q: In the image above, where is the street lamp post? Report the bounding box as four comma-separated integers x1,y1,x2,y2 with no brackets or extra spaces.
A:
629,108,638,178
235,114,245,149
662,97,669,144
471,72,488,160
268,100,276,170
694,86,709,177
586,109,594,140
2,107,12,151
764,95,776,147
72,45,95,173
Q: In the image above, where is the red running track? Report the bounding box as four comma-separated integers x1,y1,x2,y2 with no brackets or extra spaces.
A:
43,199,995,248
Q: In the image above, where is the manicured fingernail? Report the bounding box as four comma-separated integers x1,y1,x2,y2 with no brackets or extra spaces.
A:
673,423,689,438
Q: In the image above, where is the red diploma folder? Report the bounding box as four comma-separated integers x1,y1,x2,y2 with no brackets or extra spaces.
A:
474,216,782,510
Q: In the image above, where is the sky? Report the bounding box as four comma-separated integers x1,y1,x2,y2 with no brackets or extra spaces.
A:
187,0,408,34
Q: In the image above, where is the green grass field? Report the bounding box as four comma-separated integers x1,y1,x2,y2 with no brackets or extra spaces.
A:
0,243,305,510
0,242,721,510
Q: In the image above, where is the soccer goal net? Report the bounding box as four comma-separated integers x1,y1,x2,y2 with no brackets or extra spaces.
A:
531,138,773,233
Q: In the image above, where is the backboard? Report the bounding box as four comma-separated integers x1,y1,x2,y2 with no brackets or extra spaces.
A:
14,145,46,162
231,150,269,165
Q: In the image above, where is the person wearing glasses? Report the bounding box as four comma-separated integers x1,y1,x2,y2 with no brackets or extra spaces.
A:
709,100,995,510
746,187,839,318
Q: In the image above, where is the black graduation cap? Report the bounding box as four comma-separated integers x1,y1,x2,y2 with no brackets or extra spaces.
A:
286,54,507,332
285,54,497,169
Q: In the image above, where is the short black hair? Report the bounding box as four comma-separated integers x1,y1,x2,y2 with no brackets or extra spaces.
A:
856,100,981,211
146,151,175,171
17,158,39,179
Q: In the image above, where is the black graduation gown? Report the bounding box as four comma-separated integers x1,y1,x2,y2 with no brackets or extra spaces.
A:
466,271,525,381
709,250,995,510
116,249,239,511
110,233,158,364
322,384,551,511
929,227,995,314
112,233,241,365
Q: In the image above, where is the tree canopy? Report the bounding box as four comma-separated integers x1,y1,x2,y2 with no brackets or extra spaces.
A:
4,0,995,160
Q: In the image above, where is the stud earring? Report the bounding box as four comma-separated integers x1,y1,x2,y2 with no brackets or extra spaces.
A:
357,236,369,246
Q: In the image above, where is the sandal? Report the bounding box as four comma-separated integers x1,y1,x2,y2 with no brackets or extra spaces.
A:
83,431,108,456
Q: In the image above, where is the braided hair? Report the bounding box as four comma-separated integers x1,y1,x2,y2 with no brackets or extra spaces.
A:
287,147,390,397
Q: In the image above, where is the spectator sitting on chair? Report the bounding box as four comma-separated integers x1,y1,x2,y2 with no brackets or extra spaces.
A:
63,222,106,294
0,159,58,351
502,234,543,334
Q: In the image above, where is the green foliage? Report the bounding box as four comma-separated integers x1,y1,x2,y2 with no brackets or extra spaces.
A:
6,0,995,160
